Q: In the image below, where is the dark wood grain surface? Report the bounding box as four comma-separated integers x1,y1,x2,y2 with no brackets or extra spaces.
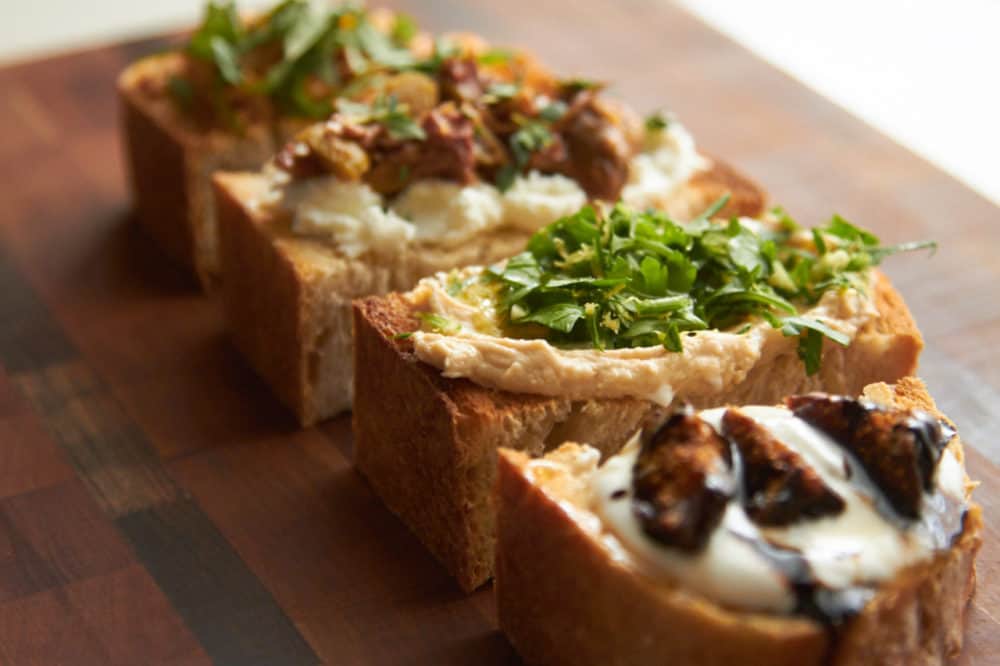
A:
0,1,997,663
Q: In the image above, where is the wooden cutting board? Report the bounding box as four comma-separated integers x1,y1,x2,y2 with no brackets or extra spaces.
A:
0,1,997,663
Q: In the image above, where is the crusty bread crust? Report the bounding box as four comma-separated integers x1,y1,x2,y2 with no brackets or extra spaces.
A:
216,159,766,425
686,155,766,221
494,377,982,666
118,54,281,287
352,273,922,591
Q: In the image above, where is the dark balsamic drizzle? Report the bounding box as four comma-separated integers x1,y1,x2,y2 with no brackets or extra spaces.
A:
729,530,874,626
627,396,968,633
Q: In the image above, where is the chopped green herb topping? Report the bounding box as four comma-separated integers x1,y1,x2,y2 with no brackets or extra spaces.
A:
167,75,195,109
417,312,461,335
496,119,555,191
560,77,603,93
645,110,669,132
477,48,514,65
390,13,418,46
484,81,520,102
410,37,460,74
461,200,934,374
335,95,426,140
539,99,568,122
181,1,420,119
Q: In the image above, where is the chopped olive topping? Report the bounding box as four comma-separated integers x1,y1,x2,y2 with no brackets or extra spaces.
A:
787,394,952,520
722,409,845,526
632,409,735,551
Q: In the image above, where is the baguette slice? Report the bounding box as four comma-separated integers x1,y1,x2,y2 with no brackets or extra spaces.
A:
352,271,922,592
494,377,982,666
216,159,764,426
118,53,292,287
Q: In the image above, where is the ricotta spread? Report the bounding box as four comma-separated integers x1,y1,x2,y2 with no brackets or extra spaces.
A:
266,122,705,258
406,269,880,405
587,406,968,614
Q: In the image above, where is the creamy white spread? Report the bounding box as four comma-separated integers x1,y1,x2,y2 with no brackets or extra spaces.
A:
266,122,705,258
406,267,880,405
589,407,967,614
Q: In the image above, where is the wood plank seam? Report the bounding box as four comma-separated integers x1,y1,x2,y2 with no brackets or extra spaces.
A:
0,247,320,665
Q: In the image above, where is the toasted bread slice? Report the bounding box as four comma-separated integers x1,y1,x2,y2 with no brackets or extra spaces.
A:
215,160,764,425
118,53,289,287
351,272,922,592
494,377,981,665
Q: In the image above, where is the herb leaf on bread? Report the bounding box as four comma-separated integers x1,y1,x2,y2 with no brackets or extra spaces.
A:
444,200,933,374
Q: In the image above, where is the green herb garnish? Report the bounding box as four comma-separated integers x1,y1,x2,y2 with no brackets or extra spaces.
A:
411,37,460,74
390,13,418,46
417,312,461,335
484,81,520,101
459,200,934,374
180,1,422,120
645,110,669,132
539,100,568,122
560,77,602,93
167,75,195,110
477,48,514,65
495,120,555,191
336,95,426,141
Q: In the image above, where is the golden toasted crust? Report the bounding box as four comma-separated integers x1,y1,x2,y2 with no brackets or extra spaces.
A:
215,172,531,424
494,378,982,666
218,158,767,426
351,273,922,591
688,156,767,219
118,54,281,288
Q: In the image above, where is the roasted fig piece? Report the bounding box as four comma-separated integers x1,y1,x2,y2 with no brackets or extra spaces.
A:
438,57,486,102
416,105,477,183
632,409,735,551
548,92,642,201
365,104,477,195
787,394,951,520
722,409,845,526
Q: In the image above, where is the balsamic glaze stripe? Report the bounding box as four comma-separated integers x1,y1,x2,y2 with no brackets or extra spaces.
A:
0,248,319,665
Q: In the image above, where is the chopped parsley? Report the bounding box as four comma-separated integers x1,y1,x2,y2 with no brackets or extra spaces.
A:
417,312,461,335
484,81,521,102
477,48,515,65
645,110,669,132
539,99,568,122
179,1,420,119
560,77,603,93
495,120,554,191
449,200,935,374
390,13,418,46
336,95,426,140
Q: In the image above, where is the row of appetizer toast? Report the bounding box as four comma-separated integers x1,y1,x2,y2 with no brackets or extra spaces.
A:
117,3,981,665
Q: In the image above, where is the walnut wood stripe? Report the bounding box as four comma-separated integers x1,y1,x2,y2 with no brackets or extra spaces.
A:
0,250,319,665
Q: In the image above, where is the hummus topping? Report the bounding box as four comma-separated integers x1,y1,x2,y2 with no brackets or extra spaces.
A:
406,269,879,405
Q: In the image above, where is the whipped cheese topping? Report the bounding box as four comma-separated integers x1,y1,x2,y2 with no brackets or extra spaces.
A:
266,122,705,257
622,122,708,211
590,406,967,615
406,268,880,405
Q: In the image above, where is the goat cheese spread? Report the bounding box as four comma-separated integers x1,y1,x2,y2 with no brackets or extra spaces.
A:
266,122,706,258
